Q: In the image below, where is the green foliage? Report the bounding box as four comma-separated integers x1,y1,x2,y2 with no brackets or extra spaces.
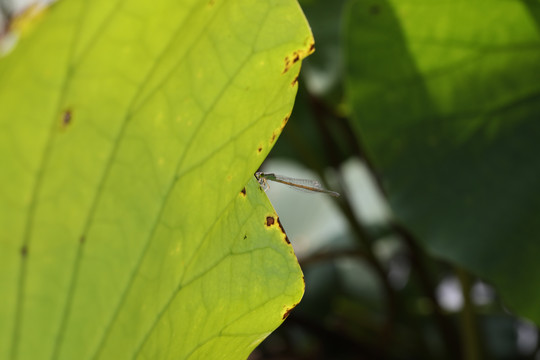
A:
346,0,540,321
0,0,310,358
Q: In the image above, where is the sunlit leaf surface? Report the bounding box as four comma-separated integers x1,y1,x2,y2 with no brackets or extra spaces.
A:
0,0,311,358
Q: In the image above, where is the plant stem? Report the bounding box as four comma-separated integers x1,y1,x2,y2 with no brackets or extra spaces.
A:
299,249,368,267
456,267,484,360
393,223,462,359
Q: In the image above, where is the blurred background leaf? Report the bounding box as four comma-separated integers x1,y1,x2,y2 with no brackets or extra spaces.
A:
346,0,540,323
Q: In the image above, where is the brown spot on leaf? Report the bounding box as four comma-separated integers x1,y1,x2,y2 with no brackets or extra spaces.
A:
240,187,246,196
61,109,72,129
282,303,300,320
266,216,275,227
20,246,28,257
80,236,85,244
283,115,290,126
283,53,300,74
243,234,247,240
282,38,315,74
282,307,293,320
291,75,299,87
257,146,263,154
277,217,290,244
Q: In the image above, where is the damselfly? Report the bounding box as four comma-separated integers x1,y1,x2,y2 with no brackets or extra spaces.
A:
255,172,340,197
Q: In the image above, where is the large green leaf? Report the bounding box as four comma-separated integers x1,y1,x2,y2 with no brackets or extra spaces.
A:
0,0,311,358
345,0,540,320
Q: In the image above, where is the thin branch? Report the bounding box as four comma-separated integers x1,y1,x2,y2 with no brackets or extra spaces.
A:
299,248,368,267
287,314,387,360
456,267,484,360
392,222,462,359
305,88,399,352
